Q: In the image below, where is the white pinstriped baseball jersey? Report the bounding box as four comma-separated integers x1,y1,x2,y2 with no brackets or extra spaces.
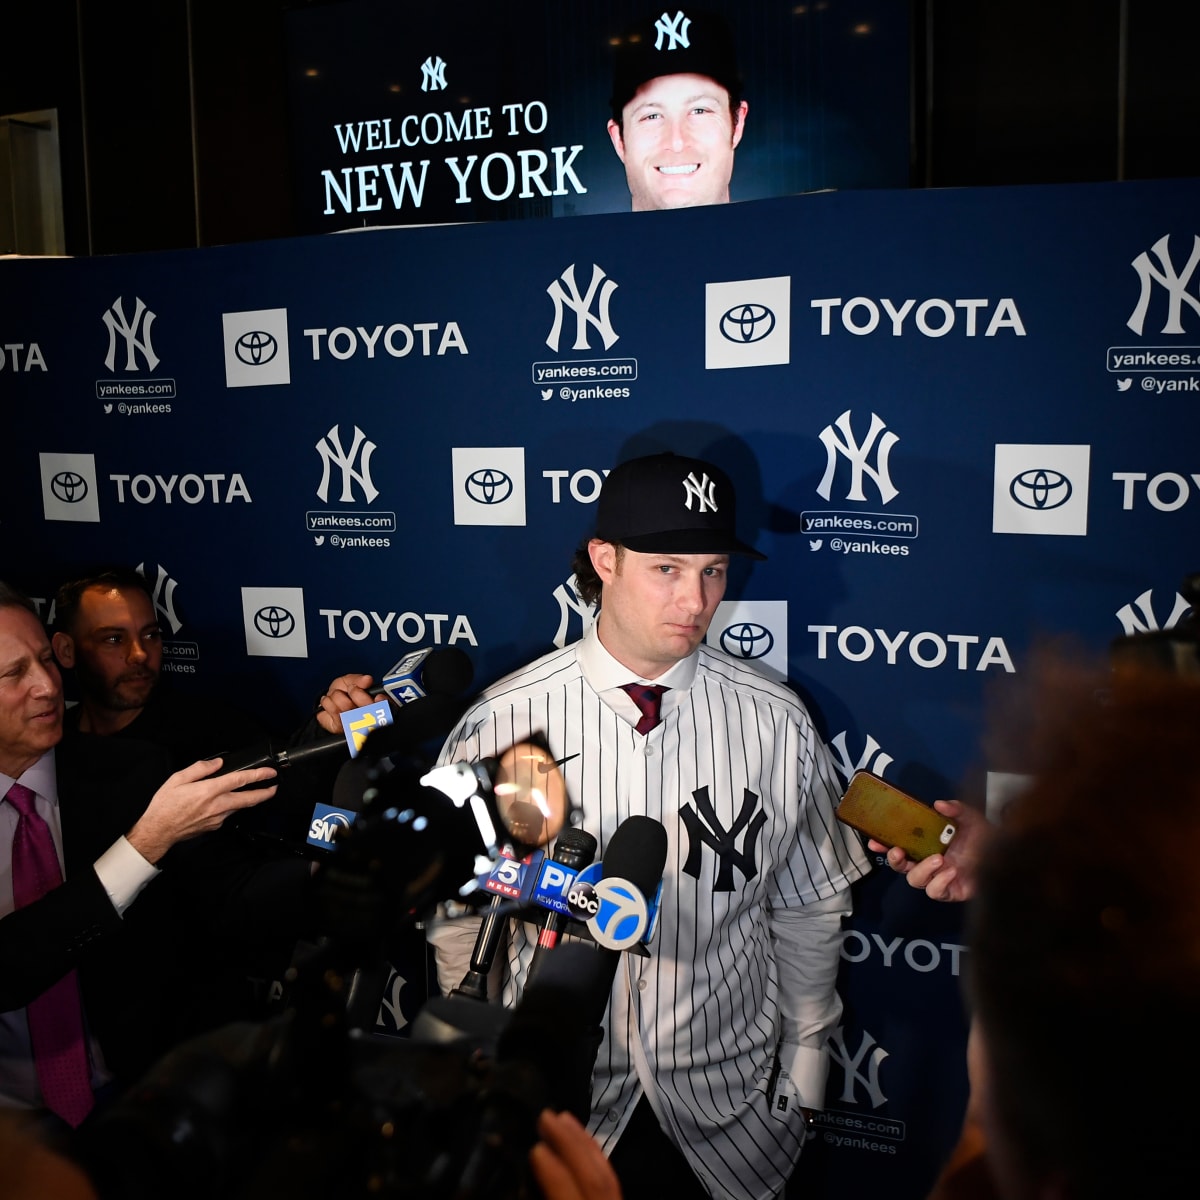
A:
436,623,870,1199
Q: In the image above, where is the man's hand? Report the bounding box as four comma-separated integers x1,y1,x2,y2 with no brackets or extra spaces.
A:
126,758,278,865
529,1110,623,1200
315,673,374,735
868,799,992,903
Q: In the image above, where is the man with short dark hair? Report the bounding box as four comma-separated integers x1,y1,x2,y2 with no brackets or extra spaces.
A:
427,452,870,1200
0,581,278,1125
608,9,748,211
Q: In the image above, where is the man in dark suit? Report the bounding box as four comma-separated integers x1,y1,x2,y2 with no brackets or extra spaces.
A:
0,581,279,1127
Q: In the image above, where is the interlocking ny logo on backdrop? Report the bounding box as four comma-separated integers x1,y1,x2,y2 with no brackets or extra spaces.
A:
817,411,899,504
316,425,379,503
420,55,447,92
829,731,895,781
552,575,597,648
827,1027,890,1108
1127,234,1200,335
135,562,183,634
1115,588,1191,636
102,296,158,372
655,10,691,50
680,785,767,892
546,264,619,352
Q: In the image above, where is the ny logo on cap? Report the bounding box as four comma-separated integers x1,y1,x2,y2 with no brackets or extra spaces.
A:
682,471,718,513
655,10,691,51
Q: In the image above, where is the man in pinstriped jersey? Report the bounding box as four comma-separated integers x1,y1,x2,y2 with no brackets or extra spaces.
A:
429,452,871,1199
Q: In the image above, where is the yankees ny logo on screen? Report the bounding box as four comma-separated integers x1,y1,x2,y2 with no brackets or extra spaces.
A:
420,55,447,92
682,471,717,512
316,424,379,503
680,785,767,891
817,410,899,503
1127,234,1200,335
135,562,183,634
102,296,159,372
546,264,619,352
655,10,691,50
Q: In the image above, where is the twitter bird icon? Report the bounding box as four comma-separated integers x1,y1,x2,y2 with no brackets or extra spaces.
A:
1117,378,1132,392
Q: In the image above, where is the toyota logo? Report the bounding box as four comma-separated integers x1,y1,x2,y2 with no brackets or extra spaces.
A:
50,471,89,503
1009,469,1072,511
465,468,514,505
254,606,296,638
720,622,774,659
719,303,775,344
235,330,278,366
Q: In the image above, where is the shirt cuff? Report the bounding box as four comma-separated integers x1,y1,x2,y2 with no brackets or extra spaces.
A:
779,1041,828,1110
94,836,160,915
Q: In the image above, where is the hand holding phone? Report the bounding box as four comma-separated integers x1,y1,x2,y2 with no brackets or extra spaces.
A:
835,770,957,862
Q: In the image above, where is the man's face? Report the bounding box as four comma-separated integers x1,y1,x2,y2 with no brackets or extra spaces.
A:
54,586,162,714
589,542,728,679
607,72,747,211
0,606,64,778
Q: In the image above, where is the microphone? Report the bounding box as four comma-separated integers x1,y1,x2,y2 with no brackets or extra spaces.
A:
570,815,668,1032
371,646,473,706
526,827,598,984
370,645,474,706
451,845,548,1002
215,647,475,776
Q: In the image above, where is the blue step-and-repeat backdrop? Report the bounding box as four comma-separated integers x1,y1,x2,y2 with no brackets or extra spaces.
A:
4,178,1199,1197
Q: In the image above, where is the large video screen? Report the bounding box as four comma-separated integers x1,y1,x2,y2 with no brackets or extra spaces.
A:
285,0,912,231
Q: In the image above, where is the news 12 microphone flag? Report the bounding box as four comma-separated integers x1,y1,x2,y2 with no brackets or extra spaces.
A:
4,177,1199,1199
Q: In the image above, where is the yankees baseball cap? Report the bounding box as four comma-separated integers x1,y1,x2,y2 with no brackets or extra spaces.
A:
610,9,742,119
595,452,766,559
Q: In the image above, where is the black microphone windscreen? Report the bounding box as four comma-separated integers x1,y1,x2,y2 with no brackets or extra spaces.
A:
601,814,668,897
421,646,474,696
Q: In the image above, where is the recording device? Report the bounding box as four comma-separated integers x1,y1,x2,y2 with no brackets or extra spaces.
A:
215,647,475,776
836,770,957,861
74,729,578,1200
372,646,472,705
1110,571,1200,676
223,649,474,853
526,826,598,983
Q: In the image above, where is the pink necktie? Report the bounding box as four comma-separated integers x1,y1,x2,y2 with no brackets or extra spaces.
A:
621,684,668,734
6,782,95,1127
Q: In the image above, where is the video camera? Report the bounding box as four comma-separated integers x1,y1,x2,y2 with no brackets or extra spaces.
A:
72,730,585,1200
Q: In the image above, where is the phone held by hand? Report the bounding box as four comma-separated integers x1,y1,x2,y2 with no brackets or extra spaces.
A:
835,770,957,861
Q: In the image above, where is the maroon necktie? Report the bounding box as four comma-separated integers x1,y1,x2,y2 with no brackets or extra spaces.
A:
621,684,668,734
5,782,95,1127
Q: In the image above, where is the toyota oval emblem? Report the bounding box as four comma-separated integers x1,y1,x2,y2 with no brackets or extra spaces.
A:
719,303,776,344
235,330,278,366
720,622,774,659
51,471,89,503
1009,469,1072,511
254,606,295,638
465,468,514,505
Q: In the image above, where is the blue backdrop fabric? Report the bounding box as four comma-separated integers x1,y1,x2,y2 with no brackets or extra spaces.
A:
4,178,1199,1197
